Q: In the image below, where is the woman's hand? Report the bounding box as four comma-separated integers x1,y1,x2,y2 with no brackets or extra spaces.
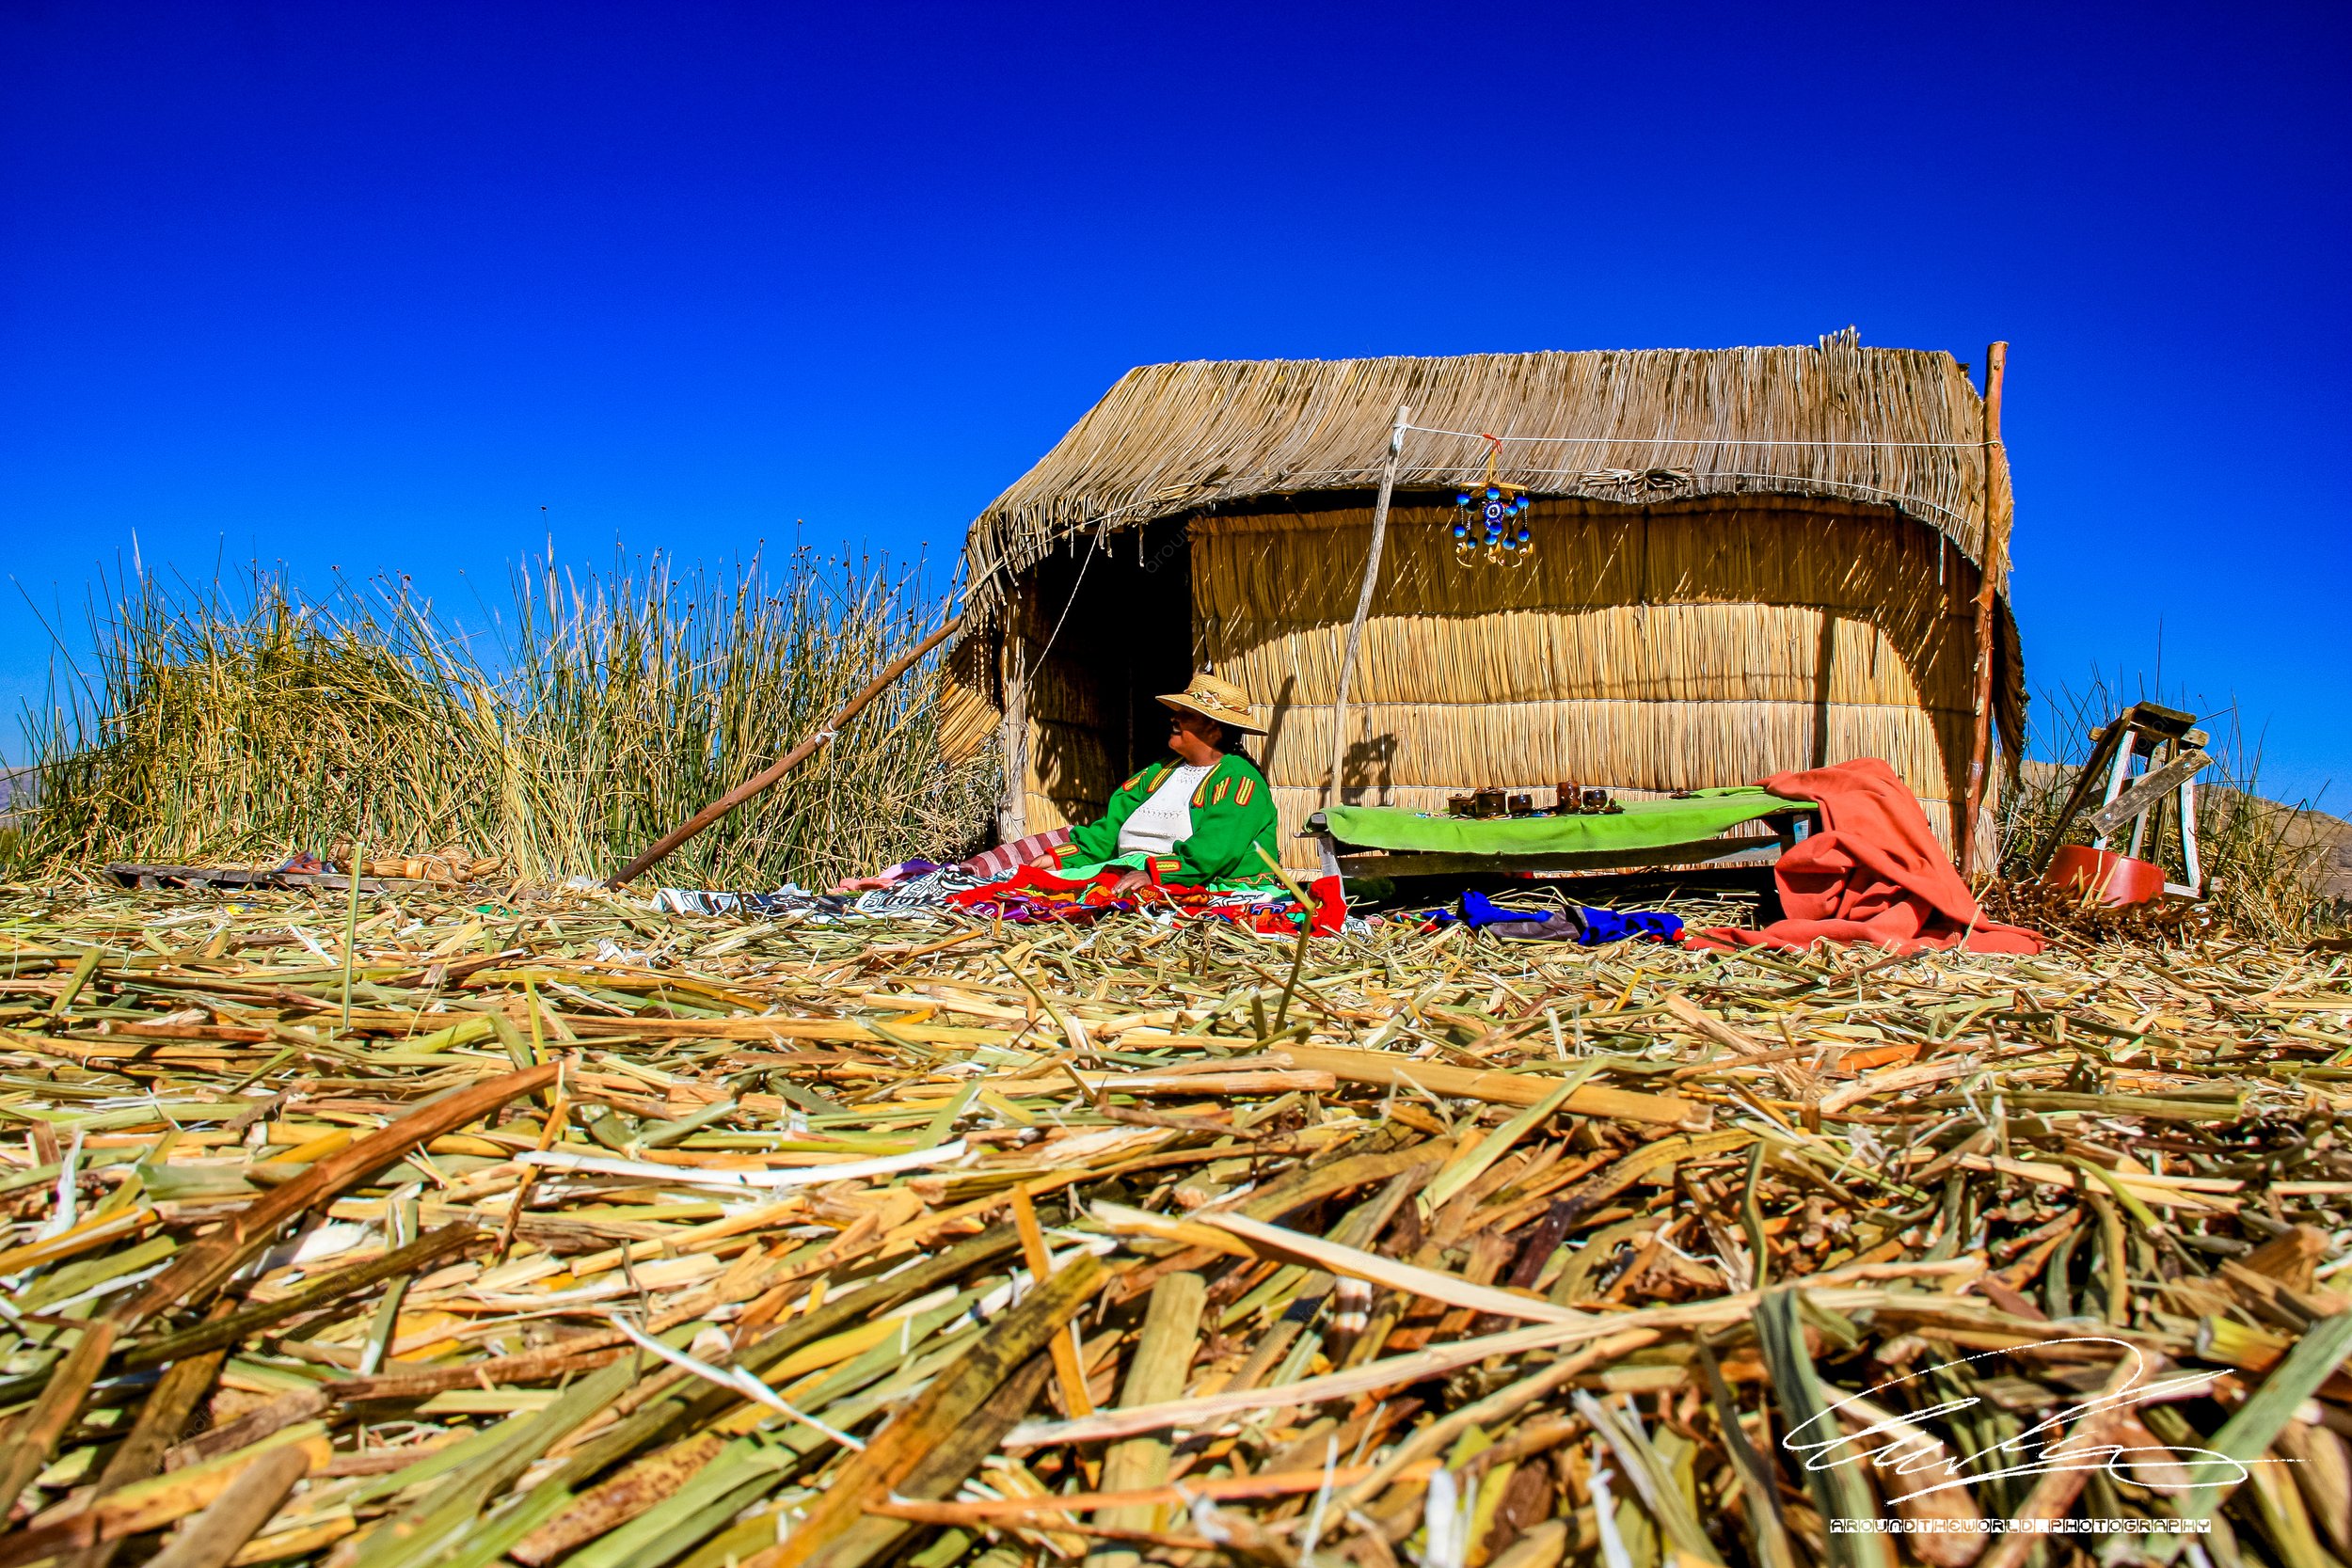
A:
1027,855,1057,870
1110,868,1152,895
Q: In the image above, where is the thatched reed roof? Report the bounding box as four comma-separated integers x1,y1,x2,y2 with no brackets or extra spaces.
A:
960,331,2008,617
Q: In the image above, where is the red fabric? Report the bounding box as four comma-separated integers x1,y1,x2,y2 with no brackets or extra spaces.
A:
1302,875,1347,935
1690,757,2043,956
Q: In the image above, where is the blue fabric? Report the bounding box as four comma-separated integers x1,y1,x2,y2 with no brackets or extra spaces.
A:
1439,889,1682,944
1460,890,1521,927
1576,905,1684,944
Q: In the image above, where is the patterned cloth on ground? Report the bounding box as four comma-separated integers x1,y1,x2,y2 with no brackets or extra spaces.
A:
947,862,1345,934
654,863,996,920
960,829,1073,880
648,836,1342,933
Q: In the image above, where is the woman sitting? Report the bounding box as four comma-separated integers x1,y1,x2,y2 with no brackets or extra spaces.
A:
1033,672,1279,894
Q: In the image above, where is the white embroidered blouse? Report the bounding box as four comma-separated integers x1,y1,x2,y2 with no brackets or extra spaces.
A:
1116,763,1214,856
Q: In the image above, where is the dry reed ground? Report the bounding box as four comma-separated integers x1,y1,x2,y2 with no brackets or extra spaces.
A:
0,882,2349,1568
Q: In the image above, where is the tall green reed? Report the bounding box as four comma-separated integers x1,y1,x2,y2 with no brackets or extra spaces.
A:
11,553,997,890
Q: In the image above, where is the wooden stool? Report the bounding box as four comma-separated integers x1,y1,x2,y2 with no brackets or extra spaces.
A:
2034,702,2209,898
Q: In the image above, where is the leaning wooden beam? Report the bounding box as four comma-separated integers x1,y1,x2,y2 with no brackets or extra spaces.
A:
2083,747,2213,840
607,611,962,888
1961,340,2010,874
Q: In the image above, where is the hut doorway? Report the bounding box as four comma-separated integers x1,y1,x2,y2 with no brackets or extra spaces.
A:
1009,516,1193,832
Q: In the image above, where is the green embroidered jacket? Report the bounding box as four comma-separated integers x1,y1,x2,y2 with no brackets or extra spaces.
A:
1053,751,1280,885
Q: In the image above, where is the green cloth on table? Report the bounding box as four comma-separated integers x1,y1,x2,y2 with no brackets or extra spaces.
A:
1322,787,1806,856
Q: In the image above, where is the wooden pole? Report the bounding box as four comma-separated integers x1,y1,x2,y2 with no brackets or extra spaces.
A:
1960,342,2009,875
999,618,1029,843
1324,405,1409,806
606,612,962,889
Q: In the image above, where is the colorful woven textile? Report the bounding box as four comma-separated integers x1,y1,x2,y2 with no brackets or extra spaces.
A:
946,862,1344,933
960,828,1073,880
1427,890,1685,944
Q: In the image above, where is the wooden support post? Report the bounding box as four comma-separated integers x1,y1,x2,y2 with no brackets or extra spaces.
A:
1325,405,1410,806
999,617,1030,843
1960,342,2010,875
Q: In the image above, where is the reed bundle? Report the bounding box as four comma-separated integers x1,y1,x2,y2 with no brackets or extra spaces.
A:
1,883,2346,1568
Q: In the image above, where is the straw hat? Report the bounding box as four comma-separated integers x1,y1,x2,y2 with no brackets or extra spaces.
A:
1157,671,1267,735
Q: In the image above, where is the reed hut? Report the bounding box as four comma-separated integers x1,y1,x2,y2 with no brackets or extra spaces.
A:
940,331,2022,870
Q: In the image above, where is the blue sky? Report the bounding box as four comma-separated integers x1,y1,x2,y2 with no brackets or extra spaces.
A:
4,3,2346,800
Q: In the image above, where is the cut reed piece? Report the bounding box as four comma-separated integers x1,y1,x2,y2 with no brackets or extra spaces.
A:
1090,1271,1207,1563
141,1441,312,1568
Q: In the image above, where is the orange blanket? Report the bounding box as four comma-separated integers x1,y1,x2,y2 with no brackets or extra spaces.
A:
1691,758,2043,956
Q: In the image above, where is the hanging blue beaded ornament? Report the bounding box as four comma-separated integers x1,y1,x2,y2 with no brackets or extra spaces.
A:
1452,435,1535,565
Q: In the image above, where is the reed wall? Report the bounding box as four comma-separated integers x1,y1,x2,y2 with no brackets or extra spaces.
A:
1004,495,2005,867
1204,498,1985,862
